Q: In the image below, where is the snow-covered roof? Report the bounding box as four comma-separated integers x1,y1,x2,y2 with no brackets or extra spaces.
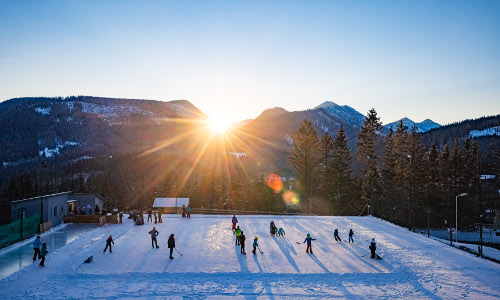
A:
153,198,189,208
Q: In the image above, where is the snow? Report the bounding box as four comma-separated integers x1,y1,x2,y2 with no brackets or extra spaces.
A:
470,126,500,138
229,152,247,159
39,141,81,157
418,228,500,244
1,216,499,299
72,155,93,162
385,118,441,133
34,107,51,116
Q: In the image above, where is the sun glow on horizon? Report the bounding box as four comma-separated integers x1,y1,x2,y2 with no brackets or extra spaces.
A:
209,114,232,133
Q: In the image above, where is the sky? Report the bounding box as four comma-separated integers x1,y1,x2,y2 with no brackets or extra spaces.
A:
0,0,499,125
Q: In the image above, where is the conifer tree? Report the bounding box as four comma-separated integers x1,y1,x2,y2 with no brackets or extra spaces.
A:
332,125,353,215
356,109,382,214
288,119,321,215
380,128,396,218
318,132,334,215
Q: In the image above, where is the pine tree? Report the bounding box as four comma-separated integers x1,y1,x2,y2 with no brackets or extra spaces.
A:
288,119,321,215
392,120,410,223
332,125,353,215
380,128,396,219
356,109,382,215
318,132,334,215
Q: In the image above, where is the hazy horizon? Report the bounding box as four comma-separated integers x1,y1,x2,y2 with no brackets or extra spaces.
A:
1,0,499,125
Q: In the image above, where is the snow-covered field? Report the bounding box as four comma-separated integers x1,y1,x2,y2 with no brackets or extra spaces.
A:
1,215,499,299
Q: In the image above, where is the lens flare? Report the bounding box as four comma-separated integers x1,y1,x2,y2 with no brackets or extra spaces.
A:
266,173,283,193
283,190,300,204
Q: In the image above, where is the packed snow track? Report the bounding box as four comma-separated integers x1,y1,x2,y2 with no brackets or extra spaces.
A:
1,215,499,299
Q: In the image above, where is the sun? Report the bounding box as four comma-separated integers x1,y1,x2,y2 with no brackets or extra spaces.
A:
209,114,232,133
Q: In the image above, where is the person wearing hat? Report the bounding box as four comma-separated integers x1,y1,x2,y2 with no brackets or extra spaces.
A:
252,236,259,254
39,242,48,267
149,227,160,248
369,238,377,258
334,228,342,242
104,234,114,253
303,233,316,254
348,229,354,243
232,215,238,231
168,234,175,259
240,231,246,254
235,226,242,245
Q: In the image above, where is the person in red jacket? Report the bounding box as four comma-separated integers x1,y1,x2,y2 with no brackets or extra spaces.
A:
104,235,114,253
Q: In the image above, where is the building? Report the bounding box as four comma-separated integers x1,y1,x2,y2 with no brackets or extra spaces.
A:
9,192,105,228
153,198,189,214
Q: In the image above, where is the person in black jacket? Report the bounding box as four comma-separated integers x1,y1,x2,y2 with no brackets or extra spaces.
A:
240,231,246,254
104,235,114,253
369,238,377,258
168,234,175,259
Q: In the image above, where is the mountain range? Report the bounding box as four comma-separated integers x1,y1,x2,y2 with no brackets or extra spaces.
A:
1,96,498,179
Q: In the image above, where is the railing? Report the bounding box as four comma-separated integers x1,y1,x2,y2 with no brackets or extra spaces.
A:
191,208,304,216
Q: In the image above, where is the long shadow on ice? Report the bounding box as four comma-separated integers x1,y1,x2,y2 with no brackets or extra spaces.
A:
236,244,249,272
309,254,330,273
272,237,300,273
339,242,384,273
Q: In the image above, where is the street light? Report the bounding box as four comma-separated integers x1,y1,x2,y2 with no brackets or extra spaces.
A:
456,193,468,243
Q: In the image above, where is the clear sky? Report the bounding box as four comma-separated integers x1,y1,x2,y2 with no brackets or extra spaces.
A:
1,0,499,125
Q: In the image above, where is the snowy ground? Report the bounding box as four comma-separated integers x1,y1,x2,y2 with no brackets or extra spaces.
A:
1,215,499,299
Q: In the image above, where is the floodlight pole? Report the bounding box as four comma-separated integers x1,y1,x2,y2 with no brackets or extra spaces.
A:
455,193,467,243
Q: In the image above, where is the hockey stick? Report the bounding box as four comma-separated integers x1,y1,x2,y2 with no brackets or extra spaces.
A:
175,248,183,256
257,245,263,254
296,242,304,244
361,252,371,257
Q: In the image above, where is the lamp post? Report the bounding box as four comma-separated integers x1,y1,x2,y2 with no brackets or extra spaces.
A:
455,193,468,243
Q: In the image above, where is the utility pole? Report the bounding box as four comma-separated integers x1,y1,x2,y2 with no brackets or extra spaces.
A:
39,160,47,234
449,216,453,246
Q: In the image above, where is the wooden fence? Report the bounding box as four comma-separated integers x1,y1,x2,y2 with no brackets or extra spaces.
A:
191,208,304,216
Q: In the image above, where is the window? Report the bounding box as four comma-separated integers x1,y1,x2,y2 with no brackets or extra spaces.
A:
53,206,57,217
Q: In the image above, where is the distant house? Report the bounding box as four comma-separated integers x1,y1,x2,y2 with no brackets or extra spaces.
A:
228,152,247,159
9,192,105,228
153,198,189,214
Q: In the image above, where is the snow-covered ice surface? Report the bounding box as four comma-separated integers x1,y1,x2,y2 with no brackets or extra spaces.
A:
1,215,499,299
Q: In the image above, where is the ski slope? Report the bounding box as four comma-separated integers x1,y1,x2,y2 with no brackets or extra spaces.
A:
1,215,499,299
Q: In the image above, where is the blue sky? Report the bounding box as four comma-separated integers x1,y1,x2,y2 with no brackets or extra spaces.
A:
1,0,499,124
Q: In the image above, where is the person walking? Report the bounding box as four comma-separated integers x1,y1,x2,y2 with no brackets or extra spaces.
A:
240,231,246,254
369,238,377,258
348,229,354,243
148,209,153,222
186,205,191,218
303,233,316,254
119,212,123,224
252,236,259,254
235,226,242,245
103,234,114,253
39,243,48,267
181,205,187,218
33,236,42,262
154,211,158,224
149,227,160,248
158,207,163,223
334,228,342,242
168,234,175,259
231,215,238,231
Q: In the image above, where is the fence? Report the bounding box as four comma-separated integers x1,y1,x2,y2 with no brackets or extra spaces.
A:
191,208,303,216
0,213,40,248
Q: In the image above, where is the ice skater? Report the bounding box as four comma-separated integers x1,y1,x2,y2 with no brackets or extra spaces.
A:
348,229,354,243
232,215,238,231
33,236,42,262
181,205,187,218
252,236,259,254
39,243,48,267
270,221,277,236
104,234,114,253
168,234,176,259
149,227,160,248
369,238,377,259
147,208,153,222
277,227,285,237
119,212,123,224
158,208,163,223
303,233,316,254
334,228,342,242
240,231,246,254
186,205,191,218
235,226,242,245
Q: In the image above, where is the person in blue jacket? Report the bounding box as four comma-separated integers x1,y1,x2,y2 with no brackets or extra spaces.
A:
303,233,316,254
39,243,48,267
33,236,42,262
277,227,285,237
252,236,259,254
